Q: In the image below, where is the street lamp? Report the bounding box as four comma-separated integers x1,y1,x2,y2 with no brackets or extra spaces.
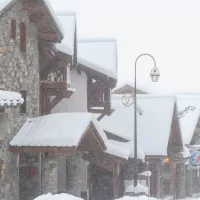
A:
122,54,160,188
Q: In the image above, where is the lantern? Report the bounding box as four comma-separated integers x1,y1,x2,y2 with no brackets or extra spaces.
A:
150,67,160,82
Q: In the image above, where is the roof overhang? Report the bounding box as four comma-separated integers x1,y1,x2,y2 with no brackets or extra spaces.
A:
79,63,117,88
9,113,107,154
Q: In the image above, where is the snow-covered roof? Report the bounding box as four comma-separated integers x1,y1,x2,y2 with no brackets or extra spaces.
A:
116,195,157,200
113,81,149,93
0,0,14,14
99,94,176,156
176,94,200,145
0,0,64,38
106,140,130,160
43,0,64,37
56,12,76,55
0,90,24,107
105,139,145,160
10,113,107,147
78,38,117,79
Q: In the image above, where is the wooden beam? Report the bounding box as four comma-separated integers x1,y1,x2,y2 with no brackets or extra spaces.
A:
41,82,68,89
98,108,114,120
90,125,107,150
9,146,75,154
89,81,109,89
82,152,115,172
39,33,58,41
45,96,62,114
88,108,104,114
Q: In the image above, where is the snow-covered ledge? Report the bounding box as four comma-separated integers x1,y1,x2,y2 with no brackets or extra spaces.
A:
139,171,152,177
124,180,148,195
0,90,24,107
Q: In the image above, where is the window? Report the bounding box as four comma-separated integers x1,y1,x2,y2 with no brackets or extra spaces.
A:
0,108,5,113
20,22,26,52
10,19,16,39
20,90,26,113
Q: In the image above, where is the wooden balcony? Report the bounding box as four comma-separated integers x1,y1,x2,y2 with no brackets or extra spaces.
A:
87,80,112,115
40,61,75,115
41,81,69,89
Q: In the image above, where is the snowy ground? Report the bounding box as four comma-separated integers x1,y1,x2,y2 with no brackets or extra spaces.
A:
34,193,200,200
117,196,200,200
33,193,84,200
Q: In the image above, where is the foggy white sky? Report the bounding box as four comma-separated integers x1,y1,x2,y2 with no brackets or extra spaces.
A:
50,0,200,93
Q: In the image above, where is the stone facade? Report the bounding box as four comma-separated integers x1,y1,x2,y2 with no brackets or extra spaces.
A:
176,163,186,199
42,155,58,194
41,152,86,198
65,152,83,197
0,1,40,200
185,165,193,197
19,153,41,200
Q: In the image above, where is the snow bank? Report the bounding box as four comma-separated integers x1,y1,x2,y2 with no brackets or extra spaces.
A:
124,180,148,195
115,195,158,200
34,193,83,200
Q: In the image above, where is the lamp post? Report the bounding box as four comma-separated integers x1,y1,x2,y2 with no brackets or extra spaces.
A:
122,54,160,188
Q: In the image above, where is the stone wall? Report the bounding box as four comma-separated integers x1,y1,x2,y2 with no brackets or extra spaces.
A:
185,165,193,197
41,152,86,198
0,1,40,200
176,163,186,199
19,153,41,200
42,155,58,194
66,152,83,197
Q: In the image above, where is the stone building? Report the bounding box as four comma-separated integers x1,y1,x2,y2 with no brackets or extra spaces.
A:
0,1,119,200
0,0,44,198
0,90,24,200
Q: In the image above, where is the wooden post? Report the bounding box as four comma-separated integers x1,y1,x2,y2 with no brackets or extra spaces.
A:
170,159,176,200
156,162,161,199
113,162,120,199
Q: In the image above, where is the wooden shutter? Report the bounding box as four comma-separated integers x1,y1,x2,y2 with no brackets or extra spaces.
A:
10,19,16,39
20,90,26,113
20,22,26,52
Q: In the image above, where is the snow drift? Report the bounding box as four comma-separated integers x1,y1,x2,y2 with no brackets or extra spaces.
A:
34,193,84,200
